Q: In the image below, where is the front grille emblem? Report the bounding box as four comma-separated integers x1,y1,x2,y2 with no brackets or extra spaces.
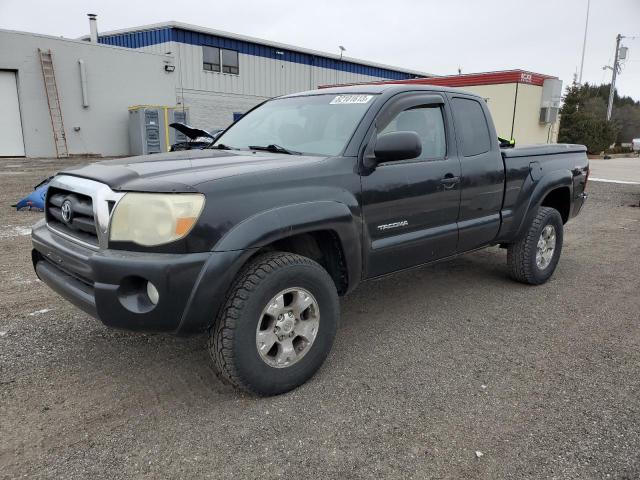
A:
61,199,73,224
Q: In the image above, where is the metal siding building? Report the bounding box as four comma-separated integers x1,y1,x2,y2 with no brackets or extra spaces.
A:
0,29,176,158
93,22,431,128
1,20,431,158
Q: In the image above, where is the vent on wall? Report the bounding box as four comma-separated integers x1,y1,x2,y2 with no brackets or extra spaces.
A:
539,107,559,124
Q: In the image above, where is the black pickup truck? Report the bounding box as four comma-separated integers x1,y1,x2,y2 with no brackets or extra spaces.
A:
32,85,589,395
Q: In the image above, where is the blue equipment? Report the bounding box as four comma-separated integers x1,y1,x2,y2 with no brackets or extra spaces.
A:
14,178,51,211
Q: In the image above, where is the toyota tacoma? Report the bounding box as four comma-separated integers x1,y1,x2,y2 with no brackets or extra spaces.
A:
32,84,589,395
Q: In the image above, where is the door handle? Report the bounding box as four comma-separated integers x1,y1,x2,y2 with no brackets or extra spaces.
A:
441,175,460,189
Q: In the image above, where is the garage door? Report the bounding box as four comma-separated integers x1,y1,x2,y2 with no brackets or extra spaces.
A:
0,71,25,157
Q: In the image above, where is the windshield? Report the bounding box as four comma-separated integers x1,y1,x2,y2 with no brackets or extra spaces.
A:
213,93,377,156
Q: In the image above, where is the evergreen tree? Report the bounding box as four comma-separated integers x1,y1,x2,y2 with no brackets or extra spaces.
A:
558,82,618,154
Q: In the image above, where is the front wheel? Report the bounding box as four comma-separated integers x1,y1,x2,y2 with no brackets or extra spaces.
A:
208,252,339,396
507,206,564,285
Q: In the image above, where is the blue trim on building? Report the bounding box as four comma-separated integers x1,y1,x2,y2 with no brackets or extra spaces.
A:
99,27,420,80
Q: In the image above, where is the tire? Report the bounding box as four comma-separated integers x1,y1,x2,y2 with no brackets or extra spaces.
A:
507,206,564,285
208,251,339,396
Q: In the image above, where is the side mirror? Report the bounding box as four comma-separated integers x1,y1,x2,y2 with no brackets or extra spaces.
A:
374,131,422,163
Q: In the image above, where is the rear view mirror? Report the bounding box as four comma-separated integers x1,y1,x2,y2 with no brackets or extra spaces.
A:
374,131,422,162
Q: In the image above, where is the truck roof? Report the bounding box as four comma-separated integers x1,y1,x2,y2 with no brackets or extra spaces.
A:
283,83,481,99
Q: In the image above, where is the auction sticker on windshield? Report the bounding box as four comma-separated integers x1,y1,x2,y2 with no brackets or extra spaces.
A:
330,94,373,105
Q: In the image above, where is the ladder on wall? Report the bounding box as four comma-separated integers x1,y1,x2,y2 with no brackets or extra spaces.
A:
38,49,69,158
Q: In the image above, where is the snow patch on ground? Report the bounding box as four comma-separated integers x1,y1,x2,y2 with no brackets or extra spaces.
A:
29,308,52,316
590,178,640,185
0,225,34,239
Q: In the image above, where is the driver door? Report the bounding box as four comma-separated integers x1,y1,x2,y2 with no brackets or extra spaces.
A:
360,93,462,278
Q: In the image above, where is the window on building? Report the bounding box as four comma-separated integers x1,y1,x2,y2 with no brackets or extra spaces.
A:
451,98,491,157
380,106,446,160
202,46,239,74
203,46,220,72
221,49,239,74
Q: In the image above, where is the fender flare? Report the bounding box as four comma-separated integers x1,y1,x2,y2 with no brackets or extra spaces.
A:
215,201,362,290
513,169,573,239
175,201,362,334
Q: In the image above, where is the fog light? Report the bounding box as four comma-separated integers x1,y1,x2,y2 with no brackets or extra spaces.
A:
146,281,159,305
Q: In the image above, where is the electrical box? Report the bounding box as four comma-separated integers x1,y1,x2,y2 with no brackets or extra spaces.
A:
539,78,562,125
128,107,167,155
619,46,628,61
541,78,563,109
168,107,190,147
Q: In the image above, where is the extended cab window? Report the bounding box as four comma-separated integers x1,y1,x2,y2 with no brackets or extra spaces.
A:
380,106,446,160
451,98,491,156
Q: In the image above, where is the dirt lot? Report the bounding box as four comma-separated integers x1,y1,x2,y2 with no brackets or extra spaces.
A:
1,158,639,479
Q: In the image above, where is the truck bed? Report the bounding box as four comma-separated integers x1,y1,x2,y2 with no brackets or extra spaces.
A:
501,144,587,159
498,143,589,242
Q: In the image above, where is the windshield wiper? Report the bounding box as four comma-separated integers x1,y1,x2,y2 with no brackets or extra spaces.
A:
248,144,300,155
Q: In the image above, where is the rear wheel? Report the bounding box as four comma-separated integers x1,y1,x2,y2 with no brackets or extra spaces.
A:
208,251,339,396
507,206,564,285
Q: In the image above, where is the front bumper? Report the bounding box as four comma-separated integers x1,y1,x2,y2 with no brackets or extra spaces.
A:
31,220,250,334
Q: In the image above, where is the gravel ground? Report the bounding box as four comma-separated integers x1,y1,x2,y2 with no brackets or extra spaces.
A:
1,158,639,480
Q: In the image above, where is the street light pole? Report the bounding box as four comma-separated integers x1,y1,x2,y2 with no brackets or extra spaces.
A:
339,45,346,61
578,0,590,84
606,34,622,121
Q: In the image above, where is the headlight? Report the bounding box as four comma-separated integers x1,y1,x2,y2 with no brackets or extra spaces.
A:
109,193,205,246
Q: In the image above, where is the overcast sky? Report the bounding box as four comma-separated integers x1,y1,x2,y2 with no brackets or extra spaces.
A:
2,0,639,100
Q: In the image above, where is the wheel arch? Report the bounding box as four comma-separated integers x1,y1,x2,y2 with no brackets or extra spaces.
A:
540,186,571,223
512,170,573,240
261,230,350,295
213,201,362,295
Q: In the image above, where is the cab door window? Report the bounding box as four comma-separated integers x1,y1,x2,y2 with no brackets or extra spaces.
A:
379,106,446,160
451,98,491,156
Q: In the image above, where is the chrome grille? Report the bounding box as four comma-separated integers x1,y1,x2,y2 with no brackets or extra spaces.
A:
46,187,99,247
45,175,125,250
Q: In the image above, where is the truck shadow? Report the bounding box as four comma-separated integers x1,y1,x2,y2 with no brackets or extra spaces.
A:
15,248,537,410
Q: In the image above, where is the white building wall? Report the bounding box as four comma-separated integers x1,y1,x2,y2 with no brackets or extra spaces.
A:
463,83,559,144
0,30,177,157
137,41,401,128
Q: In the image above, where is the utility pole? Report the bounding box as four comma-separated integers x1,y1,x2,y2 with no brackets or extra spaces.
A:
606,34,623,121
578,0,590,84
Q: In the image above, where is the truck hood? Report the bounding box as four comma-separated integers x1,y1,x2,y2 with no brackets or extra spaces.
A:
60,149,325,192
169,122,215,140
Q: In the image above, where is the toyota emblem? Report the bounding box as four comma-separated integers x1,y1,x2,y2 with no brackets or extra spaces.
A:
61,200,73,223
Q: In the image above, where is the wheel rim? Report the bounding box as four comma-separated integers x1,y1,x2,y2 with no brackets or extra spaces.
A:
256,288,320,368
536,224,556,270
